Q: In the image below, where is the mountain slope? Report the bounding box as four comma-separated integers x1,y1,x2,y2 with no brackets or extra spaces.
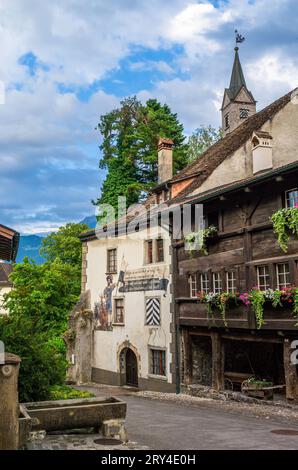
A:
16,215,97,264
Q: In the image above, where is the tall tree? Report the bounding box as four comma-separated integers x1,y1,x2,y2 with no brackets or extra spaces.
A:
187,125,222,162
40,222,88,267
94,96,188,212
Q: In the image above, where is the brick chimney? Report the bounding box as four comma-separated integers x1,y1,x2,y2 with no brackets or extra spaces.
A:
158,137,173,184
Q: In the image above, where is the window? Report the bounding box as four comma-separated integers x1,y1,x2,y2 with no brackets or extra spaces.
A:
146,240,153,264
145,239,165,264
276,263,291,289
225,113,230,129
286,189,298,208
163,190,169,201
240,108,249,119
257,265,270,290
226,271,237,294
189,274,197,298
200,273,209,293
207,211,219,229
114,298,124,324
107,249,117,273
156,239,164,262
150,349,166,376
213,273,222,294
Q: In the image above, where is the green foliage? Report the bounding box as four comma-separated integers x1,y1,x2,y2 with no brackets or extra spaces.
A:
49,385,94,400
185,225,218,256
94,96,188,213
0,314,66,402
40,223,89,266
246,378,273,388
271,208,298,252
187,125,222,163
249,289,265,329
0,255,81,401
5,258,80,337
198,291,237,327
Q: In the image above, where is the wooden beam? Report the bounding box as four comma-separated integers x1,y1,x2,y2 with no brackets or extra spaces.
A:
283,338,298,400
181,328,192,385
221,334,283,344
189,330,212,337
246,253,298,266
211,332,224,391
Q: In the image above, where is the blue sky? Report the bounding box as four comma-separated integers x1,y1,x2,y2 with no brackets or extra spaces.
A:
0,0,298,233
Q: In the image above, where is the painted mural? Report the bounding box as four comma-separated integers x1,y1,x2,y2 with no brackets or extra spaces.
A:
94,274,116,330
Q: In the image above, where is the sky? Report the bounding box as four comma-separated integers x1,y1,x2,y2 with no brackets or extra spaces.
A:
0,0,298,234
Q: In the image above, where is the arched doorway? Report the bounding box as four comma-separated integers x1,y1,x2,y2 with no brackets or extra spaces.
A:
125,348,138,387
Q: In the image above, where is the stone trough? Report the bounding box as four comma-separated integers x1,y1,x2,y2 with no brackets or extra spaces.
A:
22,396,127,441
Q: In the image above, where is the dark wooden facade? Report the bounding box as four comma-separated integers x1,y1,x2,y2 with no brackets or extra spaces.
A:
174,165,298,400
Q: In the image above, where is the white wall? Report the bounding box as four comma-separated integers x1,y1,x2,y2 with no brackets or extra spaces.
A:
85,228,173,384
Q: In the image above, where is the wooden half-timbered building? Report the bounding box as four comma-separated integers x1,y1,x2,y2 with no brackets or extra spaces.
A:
168,48,298,400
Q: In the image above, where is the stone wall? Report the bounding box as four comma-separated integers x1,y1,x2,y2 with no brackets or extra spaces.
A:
65,290,93,384
191,336,212,387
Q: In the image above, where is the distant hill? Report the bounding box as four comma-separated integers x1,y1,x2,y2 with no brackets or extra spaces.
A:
16,235,45,264
80,215,97,229
16,215,97,264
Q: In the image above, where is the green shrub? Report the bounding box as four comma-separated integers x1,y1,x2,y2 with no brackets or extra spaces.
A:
49,385,94,400
0,315,66,402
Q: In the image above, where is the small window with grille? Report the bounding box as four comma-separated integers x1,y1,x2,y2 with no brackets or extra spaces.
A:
150,349,166,376
189,274,197,298
107,249,117,273
226,271,237,294
114,298,124,324
200,273,209,293
213,272,222,294
285,188,298,208
257,265,270,290
276,263,291,289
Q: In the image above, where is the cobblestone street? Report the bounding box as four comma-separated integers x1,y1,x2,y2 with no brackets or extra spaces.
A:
27,433,149,450
27,384,298,450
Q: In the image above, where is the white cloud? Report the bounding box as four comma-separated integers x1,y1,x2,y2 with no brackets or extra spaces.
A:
0,0,298,232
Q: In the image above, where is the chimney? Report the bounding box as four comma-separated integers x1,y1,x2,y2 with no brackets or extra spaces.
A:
158,137,173,184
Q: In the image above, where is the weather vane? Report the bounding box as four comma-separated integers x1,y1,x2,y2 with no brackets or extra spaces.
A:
235,30,245,46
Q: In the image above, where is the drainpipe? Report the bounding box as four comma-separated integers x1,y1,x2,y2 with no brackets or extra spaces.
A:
171,233,180,394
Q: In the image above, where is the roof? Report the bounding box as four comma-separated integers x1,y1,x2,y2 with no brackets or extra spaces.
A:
170,89,293,201
221,48,255,109
228,47,247,100
173,160,298,206
0,224,20,262
0,263,13,286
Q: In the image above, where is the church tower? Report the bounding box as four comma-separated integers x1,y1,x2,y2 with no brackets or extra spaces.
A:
221,46,256,136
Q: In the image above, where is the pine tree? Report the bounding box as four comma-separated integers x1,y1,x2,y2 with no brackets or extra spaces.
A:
94,96,188,213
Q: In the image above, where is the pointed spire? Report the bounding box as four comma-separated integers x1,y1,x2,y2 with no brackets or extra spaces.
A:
228,47,247,100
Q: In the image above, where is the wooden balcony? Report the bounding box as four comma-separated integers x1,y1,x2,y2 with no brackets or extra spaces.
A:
177,298,253,329
177,298,298,331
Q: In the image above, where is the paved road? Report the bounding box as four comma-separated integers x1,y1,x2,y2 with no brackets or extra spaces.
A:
80,385,298,450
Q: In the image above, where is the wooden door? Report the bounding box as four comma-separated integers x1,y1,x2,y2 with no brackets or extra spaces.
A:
126,349,138,386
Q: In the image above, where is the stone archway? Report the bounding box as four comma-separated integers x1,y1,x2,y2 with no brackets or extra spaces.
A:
117,341,140,387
